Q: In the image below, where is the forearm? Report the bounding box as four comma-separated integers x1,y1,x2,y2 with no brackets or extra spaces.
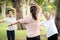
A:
48,8,55,16
11,21,19,26
50,9,54,15
0,20,5,23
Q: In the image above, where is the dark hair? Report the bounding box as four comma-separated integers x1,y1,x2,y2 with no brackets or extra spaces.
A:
30,6,37,20
7,10,12,14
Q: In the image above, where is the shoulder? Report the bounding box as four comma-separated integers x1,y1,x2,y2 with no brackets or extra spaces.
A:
19,16,32,21
18,16,33,23
40,20,46,24
24,16,32,20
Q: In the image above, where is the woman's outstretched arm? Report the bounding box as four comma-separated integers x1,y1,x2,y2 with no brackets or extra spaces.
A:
8,20,20,26
0,19,5,23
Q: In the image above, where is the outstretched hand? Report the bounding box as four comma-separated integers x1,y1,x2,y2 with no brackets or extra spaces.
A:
8,24,12,27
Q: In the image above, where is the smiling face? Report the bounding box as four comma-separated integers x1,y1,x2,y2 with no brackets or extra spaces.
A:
44,12,50,20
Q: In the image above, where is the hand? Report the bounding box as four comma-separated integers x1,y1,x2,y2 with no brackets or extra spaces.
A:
8,24,12,27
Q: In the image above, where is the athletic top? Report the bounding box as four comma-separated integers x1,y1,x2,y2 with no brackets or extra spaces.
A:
19,11,42,37
4,17,17,31
40,16,58,37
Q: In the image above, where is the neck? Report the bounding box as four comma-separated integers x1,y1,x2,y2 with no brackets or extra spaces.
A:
9,16,13,18
46,18,50,20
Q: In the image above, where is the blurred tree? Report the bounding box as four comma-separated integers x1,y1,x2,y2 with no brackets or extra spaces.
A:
0,6,2,13
55,0,60,35
35,0,56,13
0,0,12,17
35,0,44,6
0,0,6,18
11,0,25,30
6,0,12,6
26,0,34,15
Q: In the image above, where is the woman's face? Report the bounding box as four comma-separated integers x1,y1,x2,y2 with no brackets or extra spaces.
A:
44,13,50,20
8,11,13,17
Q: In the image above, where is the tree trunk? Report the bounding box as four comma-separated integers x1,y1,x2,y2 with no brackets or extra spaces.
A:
26,0,35,15
2,0,6,19
55,0,60,35
22,0,26,17
28,0,35,4
11,0,25,30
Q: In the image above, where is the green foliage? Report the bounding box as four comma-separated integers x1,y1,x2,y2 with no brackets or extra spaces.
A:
6,0,13,10
52,0,57,6
0,0,5,6
0,0,12,14
0,0,12,6
35,0,45,6
54,0,60,6
35,0,56,13
6,0,12,6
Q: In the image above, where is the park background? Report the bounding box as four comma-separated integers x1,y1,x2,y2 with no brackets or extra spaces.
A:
0,0,60,40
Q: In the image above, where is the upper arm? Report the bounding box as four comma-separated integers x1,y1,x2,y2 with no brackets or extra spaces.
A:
50,13,55,17
37,10,42,20
19,16,32,24
18,17,28,24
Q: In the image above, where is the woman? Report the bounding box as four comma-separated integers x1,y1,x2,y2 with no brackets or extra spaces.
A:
8,3,42,40
40,8,58,40
0,9,16,40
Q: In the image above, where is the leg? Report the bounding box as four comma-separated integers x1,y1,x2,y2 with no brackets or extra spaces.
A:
53,34,58,40
7,31,11,40
11,31,15,40
27,37,31,40
48,34,58,40
35,35,40,40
